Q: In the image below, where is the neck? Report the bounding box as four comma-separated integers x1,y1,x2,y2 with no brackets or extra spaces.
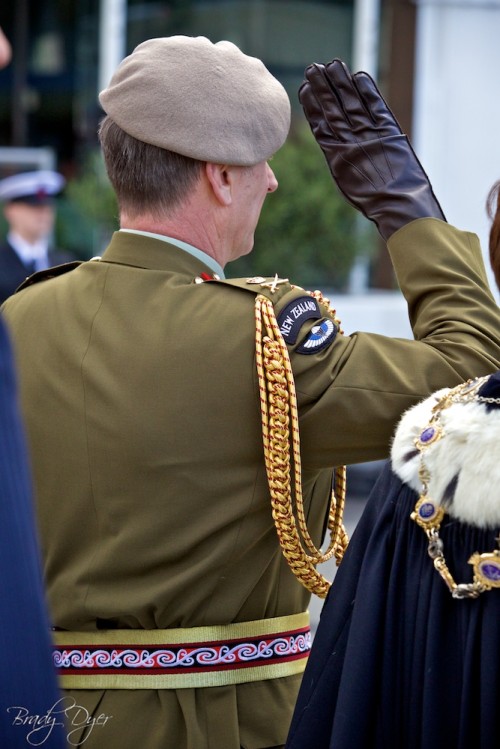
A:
119,167,249,268
120,211,230,268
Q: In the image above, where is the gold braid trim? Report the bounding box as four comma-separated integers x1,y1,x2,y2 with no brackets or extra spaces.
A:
255,294,349,598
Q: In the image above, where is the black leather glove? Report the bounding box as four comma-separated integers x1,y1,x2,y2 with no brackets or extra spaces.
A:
298,59,446,240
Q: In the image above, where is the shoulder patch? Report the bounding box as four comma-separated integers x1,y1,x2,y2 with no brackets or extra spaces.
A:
277,296,322,345
15,261,82,293
296,318,338,354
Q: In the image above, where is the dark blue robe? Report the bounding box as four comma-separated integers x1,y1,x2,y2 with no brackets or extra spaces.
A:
286,464,500,749
0,317,66,748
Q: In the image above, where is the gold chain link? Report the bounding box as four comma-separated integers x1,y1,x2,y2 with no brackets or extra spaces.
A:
412,377,500,598
255,294,348,598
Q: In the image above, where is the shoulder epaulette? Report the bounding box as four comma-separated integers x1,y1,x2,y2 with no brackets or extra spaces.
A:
193,269,347,595
253,290,348,598
15,260,82,293
199,274,297,305
197,273,342,344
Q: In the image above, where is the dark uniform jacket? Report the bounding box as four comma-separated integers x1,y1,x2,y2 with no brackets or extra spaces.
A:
0,317,66,749
0,240,74,304
2,217,500,748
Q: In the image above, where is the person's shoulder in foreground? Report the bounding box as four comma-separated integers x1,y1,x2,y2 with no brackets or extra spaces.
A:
0,26,65,748
0,317,66,749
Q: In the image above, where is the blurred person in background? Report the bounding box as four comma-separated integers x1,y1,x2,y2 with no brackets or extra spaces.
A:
0,170,75,304
2,38,500,749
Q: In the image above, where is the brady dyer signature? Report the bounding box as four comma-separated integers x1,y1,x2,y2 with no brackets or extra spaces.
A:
7,697,113,746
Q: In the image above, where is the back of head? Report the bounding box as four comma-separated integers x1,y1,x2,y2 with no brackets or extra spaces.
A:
98,118,204,220
98,36,290,219
487,180,500,291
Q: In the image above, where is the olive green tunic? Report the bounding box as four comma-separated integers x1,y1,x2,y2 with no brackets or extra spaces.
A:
2,217,500,748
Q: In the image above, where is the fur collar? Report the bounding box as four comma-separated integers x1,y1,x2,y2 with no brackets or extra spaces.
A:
391,385,500,528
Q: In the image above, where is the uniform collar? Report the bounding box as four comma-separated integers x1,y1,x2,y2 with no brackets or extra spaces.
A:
110,229,225,278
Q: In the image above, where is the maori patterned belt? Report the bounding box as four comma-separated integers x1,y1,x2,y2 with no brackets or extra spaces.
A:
53,612,311,689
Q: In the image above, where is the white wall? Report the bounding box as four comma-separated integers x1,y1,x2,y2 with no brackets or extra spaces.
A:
413,0,500,300
327,291,413,337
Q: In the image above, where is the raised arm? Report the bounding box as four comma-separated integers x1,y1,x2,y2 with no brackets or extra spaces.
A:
298,59,445,240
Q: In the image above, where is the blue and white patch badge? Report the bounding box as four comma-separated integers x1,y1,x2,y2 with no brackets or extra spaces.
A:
277,296,322,345
296,319,338,354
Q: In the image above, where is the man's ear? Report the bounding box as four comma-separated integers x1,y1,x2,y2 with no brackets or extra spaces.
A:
205,163,233,206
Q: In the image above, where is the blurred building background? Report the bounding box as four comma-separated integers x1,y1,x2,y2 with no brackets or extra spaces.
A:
1,0,499,289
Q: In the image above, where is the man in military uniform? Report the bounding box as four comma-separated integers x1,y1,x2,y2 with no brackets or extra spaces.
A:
2,37,500,748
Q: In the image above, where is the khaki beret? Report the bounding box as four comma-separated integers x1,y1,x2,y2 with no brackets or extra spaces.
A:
99,36,291,166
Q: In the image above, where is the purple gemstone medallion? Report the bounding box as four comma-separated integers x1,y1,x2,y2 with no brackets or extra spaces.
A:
417,423,442,449
479,561,500,582
419,501,437,520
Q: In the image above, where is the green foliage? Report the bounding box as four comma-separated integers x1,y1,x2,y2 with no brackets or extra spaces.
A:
229,125,376,290
55,151,118,259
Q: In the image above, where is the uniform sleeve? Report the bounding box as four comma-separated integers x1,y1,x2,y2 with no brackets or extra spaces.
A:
283,218,500,467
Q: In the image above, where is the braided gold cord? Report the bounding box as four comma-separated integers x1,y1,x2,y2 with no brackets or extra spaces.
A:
308,290,348,562
306,290,348,563
255,294,349,598
331,466,349,565
308,289,344,334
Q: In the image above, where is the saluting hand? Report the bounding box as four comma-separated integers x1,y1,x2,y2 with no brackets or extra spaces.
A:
298,59,446,240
